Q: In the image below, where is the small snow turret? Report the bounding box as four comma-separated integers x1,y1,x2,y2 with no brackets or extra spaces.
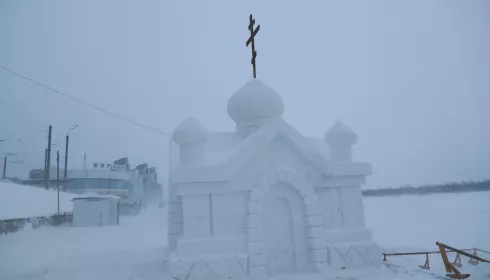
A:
325,121,358,162
173,117,209,166
227,79,284,137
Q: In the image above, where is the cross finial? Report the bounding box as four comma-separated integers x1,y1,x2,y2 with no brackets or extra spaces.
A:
246,14,260,79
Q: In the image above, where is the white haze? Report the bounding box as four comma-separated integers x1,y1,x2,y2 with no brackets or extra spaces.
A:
0,0,489,189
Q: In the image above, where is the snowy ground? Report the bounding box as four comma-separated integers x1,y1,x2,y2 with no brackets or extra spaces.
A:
0,205,169,280
1,192,489,280
364,192,490,280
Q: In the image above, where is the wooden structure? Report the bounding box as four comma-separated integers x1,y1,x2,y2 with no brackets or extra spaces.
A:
383,248,473,264
246,14,260,78
436,242,489,279
382,243,490,279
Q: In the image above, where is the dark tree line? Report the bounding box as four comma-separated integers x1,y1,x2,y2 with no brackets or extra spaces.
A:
362,180,490,197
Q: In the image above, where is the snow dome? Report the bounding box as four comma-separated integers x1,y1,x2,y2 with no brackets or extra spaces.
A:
325,121,358,161
227,79,284,136
173,117,209,145
172,117,209,166
325,121,358,147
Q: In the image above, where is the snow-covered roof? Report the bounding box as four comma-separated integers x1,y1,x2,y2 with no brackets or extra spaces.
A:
170,123,335,169
72,194,121,201
170,118,371,183
306,137,331,161
171,132,243,167
170,121,339,168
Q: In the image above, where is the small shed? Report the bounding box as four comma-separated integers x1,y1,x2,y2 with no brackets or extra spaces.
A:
72,195,120,227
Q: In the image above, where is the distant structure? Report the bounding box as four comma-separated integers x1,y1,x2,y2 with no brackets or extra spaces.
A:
24,157,162,215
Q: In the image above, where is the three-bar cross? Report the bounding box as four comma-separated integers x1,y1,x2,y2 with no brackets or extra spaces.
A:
246,14,260,79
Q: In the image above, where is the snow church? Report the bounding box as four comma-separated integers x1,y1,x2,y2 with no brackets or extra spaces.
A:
165,79,382,279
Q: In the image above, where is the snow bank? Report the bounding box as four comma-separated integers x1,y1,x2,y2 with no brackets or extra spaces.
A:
0,182,78,220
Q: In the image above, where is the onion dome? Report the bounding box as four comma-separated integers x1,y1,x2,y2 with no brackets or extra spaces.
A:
324,121,358,147
172,117,209,145
227,79,284,124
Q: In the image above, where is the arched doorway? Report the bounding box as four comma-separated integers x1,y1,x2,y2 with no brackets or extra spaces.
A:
262,183,309,274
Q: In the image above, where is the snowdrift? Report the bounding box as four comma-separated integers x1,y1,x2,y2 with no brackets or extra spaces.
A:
0,182,78,220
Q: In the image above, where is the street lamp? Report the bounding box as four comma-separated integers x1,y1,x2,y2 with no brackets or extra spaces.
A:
64,125,78,179
67,125,78,135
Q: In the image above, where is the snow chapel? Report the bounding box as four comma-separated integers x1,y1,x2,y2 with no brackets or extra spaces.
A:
164,14,381,280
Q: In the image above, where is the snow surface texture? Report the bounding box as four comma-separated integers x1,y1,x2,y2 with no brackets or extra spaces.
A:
1,193,489,280
0,182,78,220
167,79,377,278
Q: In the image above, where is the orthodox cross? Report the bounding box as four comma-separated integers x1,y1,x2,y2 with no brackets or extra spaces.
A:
246,14,260,79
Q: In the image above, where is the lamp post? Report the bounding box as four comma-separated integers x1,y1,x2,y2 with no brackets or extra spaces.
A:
64,125,78,180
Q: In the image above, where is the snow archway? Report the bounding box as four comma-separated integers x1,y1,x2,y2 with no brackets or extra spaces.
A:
247,168,329,276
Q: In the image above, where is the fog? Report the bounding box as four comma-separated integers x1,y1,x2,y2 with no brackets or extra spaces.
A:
1,0,489,188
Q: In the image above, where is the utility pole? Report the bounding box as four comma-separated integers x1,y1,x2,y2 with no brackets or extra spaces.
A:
2,156,6,179
63,134,69,192
84,153,87,189
64,134,69,179
44,148,48,178
64,125,78,183
45,125,52,190
57,151,60,215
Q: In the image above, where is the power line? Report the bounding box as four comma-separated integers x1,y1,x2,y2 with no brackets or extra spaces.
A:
0,64,171,137
0,97,47,127
0,129,47,140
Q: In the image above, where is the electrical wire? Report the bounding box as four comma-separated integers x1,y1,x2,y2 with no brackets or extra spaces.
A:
0,64,170,137
0,129,47,140
0,97,47,127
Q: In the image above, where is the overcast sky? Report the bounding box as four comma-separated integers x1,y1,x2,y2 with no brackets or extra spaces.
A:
0,0,489,188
